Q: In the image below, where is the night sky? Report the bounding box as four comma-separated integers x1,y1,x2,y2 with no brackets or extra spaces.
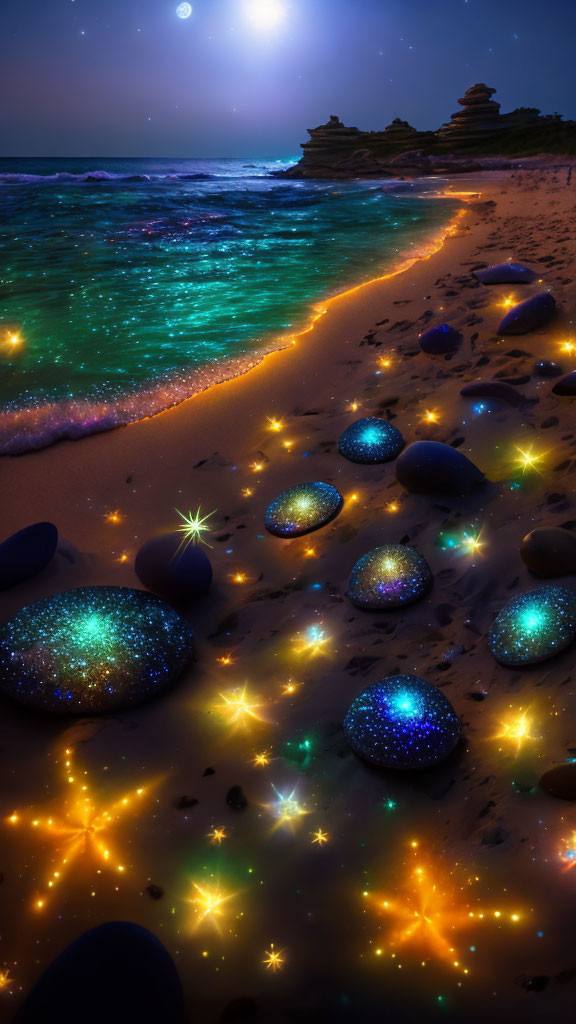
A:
1,0,576,157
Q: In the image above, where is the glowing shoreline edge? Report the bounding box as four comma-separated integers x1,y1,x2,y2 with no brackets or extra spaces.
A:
0,204,468,455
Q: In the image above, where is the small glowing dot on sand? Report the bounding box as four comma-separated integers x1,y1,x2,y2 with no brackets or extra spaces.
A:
231,571,248,584
423,409,440,424
385,501,400,514
252,751,270,767
251,462,265,473
267,417,283,432
105,510,123,524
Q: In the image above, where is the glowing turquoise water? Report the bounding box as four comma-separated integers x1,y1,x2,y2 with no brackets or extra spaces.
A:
0,158,459,452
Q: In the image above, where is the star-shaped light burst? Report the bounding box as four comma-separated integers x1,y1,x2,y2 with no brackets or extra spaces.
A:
513,445,548,475
292,624,330,658
7,749,151,909
262,944,285,971
494,707,539,753
215,685,267,727
188,880,237,933
0,968,14,991
367,842,523,974
268,784,308,832
175,506,216,549
559,831,576,870
311,828,329,846
208,826,228,845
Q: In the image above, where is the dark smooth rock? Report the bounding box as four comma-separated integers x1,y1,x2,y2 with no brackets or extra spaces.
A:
520,527,576,578
226,785,248,810
498,292,557,335
396,441,484,496
540,763,576,800
13,922,185,1024
135,531,212,602
0,522,58,590
0,586,195,714
460,380,525,407
535,360,563,378
419,323,463,355
553,370,576,396
474,263,538,284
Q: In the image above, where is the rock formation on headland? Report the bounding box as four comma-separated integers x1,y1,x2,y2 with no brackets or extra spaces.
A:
437,83,503,145
283,83,576,179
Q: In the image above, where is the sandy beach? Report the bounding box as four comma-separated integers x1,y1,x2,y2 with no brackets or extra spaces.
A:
3,164,576,1022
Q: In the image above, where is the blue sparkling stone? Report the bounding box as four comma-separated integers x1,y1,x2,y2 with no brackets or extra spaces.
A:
0,586,195,714
348,544,432,610
344,675,461,769
338,417,405,464
488,586,576,667
264,482,343,538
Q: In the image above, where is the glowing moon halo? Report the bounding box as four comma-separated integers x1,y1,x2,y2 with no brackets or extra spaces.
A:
177,2,193,19
244,0,286,31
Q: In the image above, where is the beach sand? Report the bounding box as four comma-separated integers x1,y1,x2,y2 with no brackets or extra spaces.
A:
2,165,576,1021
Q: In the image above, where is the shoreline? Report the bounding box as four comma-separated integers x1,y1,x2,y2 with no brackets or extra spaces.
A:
5,164,576,1022
0,186,463,457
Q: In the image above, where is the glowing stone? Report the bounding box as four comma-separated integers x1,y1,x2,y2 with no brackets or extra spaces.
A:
177,2,192,18
344,675,461,769
264,482,343,538
0,586,194,714
488,586,576,667
348,544,432,610
338,417,404,464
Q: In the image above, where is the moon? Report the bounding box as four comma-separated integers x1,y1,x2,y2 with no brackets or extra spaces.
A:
176,2,192,19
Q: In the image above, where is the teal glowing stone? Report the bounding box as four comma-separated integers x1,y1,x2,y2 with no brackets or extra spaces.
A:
338,417,405,464
344,675,461,769
0,586,195,714
489,586,576,666
348,544,432,610
264,482,343,538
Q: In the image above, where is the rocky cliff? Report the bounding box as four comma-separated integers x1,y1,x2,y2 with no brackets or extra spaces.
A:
283,84,576,179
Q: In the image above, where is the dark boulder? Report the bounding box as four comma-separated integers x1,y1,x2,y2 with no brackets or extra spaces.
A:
498,292,556,335
520,527,576,578
0,522,58,590
553,370,576,396
475,263,538,284
535,360,563,378
396,441,484,495
135,531,212,602
419,323,463,355
460,380,525,407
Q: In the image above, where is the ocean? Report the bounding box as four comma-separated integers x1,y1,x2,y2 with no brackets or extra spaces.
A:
0,157,460,454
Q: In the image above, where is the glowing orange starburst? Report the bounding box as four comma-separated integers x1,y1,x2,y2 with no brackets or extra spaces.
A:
494,707,539,753
263,944,285,971
7,749,151,909
188,880,238,933
215,684,267,726
367,843,523,974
